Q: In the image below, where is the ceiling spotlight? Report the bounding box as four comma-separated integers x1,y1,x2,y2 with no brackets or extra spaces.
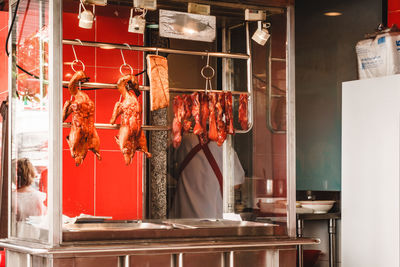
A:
78,0,95,29
324,12,342,17
252,21,270,46
128,8,146,34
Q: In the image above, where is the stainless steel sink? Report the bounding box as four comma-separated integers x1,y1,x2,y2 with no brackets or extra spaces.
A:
63,222,172,232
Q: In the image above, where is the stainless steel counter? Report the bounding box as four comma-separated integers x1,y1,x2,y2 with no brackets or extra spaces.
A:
1,220,319,267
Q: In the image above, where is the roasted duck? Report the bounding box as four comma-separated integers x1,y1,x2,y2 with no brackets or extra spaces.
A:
63,71,101,166
216,92,227,146
110,75,151,165
147,55,169,111
239,93,248,130
225,92,235,135
172,95,185,148
208,92,218,142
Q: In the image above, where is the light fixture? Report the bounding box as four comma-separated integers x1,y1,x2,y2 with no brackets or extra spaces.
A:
78,0,95,29
252,21,270,46
324,11,342,17
128,8,146,34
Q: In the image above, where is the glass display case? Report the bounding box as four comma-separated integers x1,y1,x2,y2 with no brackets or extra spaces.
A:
2,2,314,266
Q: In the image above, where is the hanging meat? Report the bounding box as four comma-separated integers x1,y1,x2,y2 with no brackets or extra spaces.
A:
225,92,235,135
239,93,249,130
208,92,218,142
182,95,192,132
216,92,227,146
147,55,169,111
191,92,203,135
199,92,209,144
172,95,185,148
62,70,101,166
110,74,151,165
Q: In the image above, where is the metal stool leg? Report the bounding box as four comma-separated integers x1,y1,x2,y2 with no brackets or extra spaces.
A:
297,219,304,267
328,218,336,267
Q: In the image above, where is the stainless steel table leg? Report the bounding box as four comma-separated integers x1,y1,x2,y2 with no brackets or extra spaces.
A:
328,218,336,267
297,218,304,267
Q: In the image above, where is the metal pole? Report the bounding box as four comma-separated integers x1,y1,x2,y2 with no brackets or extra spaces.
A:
63,39,249,60
297,218,304,267
329,218,337,267
49,0,63,246
61,82,250,95
286,5,297,239
244,21,253,134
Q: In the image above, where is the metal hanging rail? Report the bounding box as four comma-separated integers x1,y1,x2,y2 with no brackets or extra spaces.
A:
62,22,254,134
61,81,249,95
63,122,170,131
62,39,250,60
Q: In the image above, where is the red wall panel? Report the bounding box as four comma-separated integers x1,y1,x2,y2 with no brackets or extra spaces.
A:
62,12,143,220
388,0,400,27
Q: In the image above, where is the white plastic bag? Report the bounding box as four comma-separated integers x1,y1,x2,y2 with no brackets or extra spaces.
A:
356,32,400,79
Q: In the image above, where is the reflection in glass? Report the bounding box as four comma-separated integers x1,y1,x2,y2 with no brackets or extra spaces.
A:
10,0,49,242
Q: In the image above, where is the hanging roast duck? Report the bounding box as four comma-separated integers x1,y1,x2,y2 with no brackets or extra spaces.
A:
62,70,101,166
110,74,151,165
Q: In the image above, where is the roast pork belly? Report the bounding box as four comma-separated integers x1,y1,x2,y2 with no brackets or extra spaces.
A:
147,55,169,111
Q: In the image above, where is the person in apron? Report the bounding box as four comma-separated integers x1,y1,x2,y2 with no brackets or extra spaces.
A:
170,134,245,219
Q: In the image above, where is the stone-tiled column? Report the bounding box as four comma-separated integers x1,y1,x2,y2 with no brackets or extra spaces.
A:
149,108,167,219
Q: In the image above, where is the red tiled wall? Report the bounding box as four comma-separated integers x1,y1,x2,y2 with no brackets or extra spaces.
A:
62,13,143,220
388,0,400,27
0,11,8,96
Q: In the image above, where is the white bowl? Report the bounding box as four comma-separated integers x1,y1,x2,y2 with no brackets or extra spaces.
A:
299,200,335,214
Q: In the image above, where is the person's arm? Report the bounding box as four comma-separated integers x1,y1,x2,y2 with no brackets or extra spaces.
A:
233,151,245,186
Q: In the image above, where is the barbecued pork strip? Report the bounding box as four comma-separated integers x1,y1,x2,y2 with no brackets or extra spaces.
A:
182,94,192,132
239,93,249,130
208,92,218,142
172,95,185,148
216,92,227,146
225,92,235,135
147,55,169,111
191,92,203,135
199,92,209,144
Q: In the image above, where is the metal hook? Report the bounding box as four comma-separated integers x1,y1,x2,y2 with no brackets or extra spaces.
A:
201,52,215,94
155,48,159,55
71,42,85,72
119,49,134,75
124,43,132,50
120,49,127,65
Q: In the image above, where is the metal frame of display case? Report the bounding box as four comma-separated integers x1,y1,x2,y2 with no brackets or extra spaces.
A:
4,0,299,252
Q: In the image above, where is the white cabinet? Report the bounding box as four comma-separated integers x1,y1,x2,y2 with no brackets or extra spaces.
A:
342,75,400,267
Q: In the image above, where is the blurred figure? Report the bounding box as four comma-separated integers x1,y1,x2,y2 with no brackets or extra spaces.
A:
170,134,245,219
13,158,46,221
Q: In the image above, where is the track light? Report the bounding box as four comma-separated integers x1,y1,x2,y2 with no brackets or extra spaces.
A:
252,21,270,46
78,0,95,29
128,8,146,34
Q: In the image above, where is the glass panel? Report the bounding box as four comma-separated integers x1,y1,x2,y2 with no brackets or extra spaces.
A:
10,0,49,242
167,12,289,227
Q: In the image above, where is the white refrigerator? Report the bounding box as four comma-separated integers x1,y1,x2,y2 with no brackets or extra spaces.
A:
342,75,400,267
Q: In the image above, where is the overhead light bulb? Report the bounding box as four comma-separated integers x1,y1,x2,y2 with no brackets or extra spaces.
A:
252,21,270,46
128,8,146,34
78,1,95,29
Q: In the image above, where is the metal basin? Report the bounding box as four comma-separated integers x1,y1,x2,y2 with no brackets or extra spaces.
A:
63,222,172,232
